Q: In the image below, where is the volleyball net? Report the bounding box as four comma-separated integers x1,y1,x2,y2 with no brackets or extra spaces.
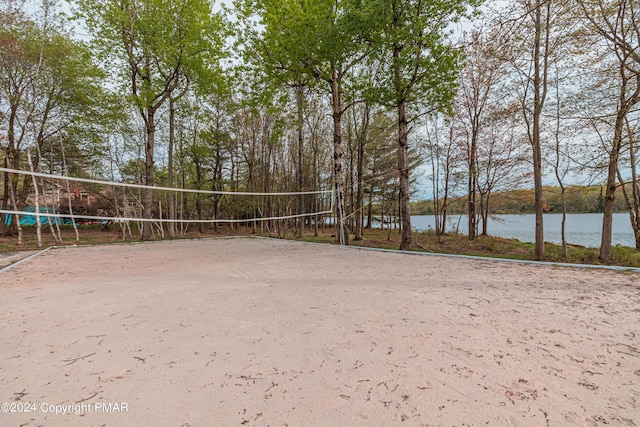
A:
0,167,334,237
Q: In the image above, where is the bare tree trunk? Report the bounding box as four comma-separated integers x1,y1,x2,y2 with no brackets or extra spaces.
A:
0,163,9,236
8,173,22,245
531,0,548,261
142,106,156,241
396,97,412,250
600,104,632,262
468,131,478,240
627,118,640,249
614,120,640,249
167,96,176,238
600,89,640,261
380,183,386,231
296,85,305,238
39,142,61,243
195,162,204,234
27,149,42,247
180,155,187,237
354,104,369,241
427,132,443,241
60,136,79,243
553,67,567,259
366,184,373,229
393,36,413,250
330,71,348,245
574,0,640,262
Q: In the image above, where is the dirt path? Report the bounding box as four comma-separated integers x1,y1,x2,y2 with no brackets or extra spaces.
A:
1,238,639,426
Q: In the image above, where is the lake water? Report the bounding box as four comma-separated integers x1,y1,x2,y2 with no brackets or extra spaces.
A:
410,213,636,248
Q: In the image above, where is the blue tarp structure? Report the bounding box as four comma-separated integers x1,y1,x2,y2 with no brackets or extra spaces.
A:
1,206,65,225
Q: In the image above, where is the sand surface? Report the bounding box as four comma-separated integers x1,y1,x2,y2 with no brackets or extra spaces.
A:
0,237,639,426
0,250,39,270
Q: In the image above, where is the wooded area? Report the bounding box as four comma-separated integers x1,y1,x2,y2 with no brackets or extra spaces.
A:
1,0,639,264
412,184,622,216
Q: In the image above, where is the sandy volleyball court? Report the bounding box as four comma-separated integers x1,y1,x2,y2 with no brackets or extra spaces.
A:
0,238,639,426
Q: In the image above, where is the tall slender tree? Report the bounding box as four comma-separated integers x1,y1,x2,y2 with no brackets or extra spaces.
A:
455,29,503,240
236,0,377,244
497,0,567,260
367,0,477,250
78,0,225,240
575,0,640,263
1,5,104,236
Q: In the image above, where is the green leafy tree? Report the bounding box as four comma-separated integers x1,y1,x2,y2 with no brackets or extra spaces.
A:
0,7,105,236
77,0,225,240
234,1,316,237
366,0,479,250
0,13,41,234
236,0,376,244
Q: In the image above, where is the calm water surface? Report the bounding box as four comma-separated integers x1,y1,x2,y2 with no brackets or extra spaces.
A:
410,213,635,248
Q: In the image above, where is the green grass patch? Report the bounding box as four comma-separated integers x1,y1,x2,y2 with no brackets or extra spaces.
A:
292,227,640,269
2,224,640,270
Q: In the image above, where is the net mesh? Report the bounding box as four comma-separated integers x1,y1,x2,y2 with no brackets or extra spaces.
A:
0,167,333,239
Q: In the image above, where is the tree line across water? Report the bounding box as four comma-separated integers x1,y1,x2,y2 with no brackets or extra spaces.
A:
1,0,639,263
412,185,626,216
